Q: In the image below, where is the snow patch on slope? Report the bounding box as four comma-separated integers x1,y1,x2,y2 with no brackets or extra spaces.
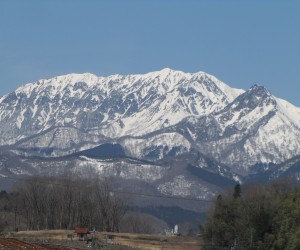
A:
158,175,215,199
120,133,191,159
76,156,165,182
276,97,300,130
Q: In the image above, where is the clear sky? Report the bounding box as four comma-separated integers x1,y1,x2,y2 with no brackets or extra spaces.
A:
1,0,300,106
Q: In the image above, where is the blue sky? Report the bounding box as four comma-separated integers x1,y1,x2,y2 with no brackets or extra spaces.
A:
1,0,300,106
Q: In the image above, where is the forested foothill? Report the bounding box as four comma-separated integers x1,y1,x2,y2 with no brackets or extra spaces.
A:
1,175,299,250
201,179,300,250
0,175,129,233
0,174,202,236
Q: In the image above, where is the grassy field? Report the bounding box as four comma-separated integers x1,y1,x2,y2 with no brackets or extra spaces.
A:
5,230,202,250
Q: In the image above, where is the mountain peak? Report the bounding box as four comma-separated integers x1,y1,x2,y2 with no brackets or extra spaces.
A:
150,68,185,78
247,84,273,99
160,67,173,73
250,84,268,91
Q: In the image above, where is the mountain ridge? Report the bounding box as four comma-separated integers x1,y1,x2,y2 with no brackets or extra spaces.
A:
0,68,300,195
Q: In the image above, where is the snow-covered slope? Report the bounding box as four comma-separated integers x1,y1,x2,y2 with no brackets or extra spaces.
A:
0,68,242,144
1,69,300,177
169,85,300,175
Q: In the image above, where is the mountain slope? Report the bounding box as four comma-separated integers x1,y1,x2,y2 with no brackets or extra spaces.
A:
1,68,300,177
0,69,243,144
161,85,300,175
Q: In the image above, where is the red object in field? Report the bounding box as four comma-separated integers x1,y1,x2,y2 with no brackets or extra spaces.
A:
74,227,90,234
74,227,90,241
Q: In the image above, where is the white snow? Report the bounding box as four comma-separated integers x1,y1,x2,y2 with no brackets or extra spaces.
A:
1,68,300,171
121,133,191,159
276,97,300,130
157,175,215,199
77,157,164,182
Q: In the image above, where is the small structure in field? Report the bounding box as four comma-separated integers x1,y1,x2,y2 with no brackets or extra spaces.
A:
164,224,180,236
67,234,73,241
105,235,115,245
174,224,179,235
74,227,90,241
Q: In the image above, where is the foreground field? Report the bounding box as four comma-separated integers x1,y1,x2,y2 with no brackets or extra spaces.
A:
0,238,76,249
4,230,202,250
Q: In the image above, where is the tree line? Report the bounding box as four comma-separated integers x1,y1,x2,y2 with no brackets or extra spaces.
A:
0,174,190,235
1,175,128,232
201,180,300,250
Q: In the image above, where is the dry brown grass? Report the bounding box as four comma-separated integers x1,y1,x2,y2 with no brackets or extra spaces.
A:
8,229,73,240
94,232,201,250
6,230,202,250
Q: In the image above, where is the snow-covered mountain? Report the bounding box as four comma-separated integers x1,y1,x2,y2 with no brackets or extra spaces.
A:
0,68,300,192
0,68,242,143
167,85,300,175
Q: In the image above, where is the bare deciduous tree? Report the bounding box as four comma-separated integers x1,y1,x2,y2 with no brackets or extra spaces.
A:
13,174,129,232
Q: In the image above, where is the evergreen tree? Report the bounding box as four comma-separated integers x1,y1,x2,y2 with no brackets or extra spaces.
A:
233,183,241,199
201,180,300,250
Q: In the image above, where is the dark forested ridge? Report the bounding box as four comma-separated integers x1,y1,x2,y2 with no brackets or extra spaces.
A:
0,175,202,235
0,175,128,232
201,180,300,250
